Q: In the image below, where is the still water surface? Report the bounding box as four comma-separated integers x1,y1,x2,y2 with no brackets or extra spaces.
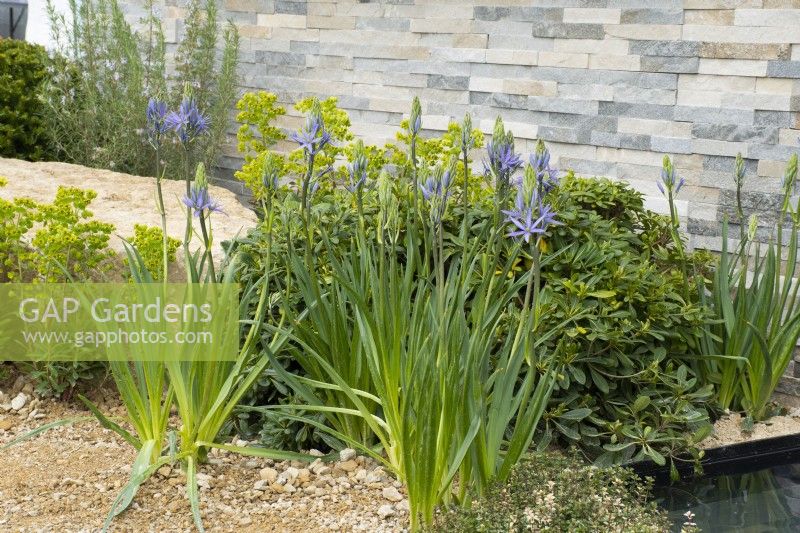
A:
654,463,800,532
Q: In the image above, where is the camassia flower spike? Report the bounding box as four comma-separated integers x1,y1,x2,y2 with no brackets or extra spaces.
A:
165,98,209,145
657,155,685,197
182,164,224,218
503,189,560,244
145,98,169,147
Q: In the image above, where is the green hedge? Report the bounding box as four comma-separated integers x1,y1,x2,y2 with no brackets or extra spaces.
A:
0,38,52,161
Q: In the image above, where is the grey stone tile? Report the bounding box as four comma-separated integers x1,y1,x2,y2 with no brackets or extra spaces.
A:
469,91,492,106
493,93,529,109
703,155,756,174
356,17,411,31
767,61,800,79
548,113,617,132
748,143,798,161
275,0,306,15
641,56,699,74
562,158,617,176
531,22,605,39
289,41,320,54
674,106,754,125
599,102,674,120
651,136,692,154
687,218,721,238
754,111,795,127
609,0,681,7
474,6,563,22
255,50,307,66
538,125,588,144
529,96,599,115
620,9,683,25
427,75,470,91
629,40,699,58
692,124,779,144
335,95,371,110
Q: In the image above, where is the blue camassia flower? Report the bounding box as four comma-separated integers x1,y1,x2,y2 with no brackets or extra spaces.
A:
146,98,169,144
166,98,209,145
291,116,331,156
657,166,685,196
529,149,559,192
419,168,453,202
262,167,279,193
410,114,422,136
345,154,369,193
183,185,224,218
484,140,523,180
409,97,422,136
503,190,560,243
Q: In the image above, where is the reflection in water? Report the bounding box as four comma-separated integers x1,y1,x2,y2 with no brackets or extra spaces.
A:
653,465,800,532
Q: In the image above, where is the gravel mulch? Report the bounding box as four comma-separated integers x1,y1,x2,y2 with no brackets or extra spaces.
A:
0,377,409,532
700,409,800,449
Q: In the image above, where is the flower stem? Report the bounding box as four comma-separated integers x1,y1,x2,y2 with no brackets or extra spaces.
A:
154,145,169,283
667,189,690,299
198,213,216,281
411,134,419,215
183,149,193,249
461,144,470,256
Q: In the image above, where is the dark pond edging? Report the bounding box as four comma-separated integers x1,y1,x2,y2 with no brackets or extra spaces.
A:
629,432,800,485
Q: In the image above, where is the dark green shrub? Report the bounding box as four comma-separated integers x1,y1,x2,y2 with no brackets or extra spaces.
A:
539,174,715,468
431,452,671,533
0,38,52,160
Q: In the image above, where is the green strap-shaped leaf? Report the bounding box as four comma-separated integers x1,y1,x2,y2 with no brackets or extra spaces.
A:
0,416,94,452
107,440,156,521
78,394,141,450
187,456,205,533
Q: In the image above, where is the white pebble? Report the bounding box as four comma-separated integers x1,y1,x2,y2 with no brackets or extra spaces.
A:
339,448,357,462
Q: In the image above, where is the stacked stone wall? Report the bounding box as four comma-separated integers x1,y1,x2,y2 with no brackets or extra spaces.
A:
124,0,800,249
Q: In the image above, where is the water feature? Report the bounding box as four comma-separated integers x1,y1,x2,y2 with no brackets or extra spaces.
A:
653,462,800,532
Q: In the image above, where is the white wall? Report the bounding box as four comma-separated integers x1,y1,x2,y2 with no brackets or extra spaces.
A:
25,0,70,49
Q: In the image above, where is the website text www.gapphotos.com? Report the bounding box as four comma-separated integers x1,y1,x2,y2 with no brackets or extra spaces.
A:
20,328,214,348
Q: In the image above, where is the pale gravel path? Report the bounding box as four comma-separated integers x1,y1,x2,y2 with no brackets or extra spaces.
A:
0,377,408,532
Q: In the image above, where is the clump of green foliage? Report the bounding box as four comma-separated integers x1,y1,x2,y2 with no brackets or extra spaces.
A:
540,174,715,468
231,97,484,455
0,183,114,282
1,180,113,397
0,177,35,281
235,91,287,195
696,153,800,423
42,0,239,177
0,38,52,160
235,100,561,529
234,93,358,196
432,452,671,533
18,360,103,400
231,94,714,474
126,224,180,281
25,187,115,283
